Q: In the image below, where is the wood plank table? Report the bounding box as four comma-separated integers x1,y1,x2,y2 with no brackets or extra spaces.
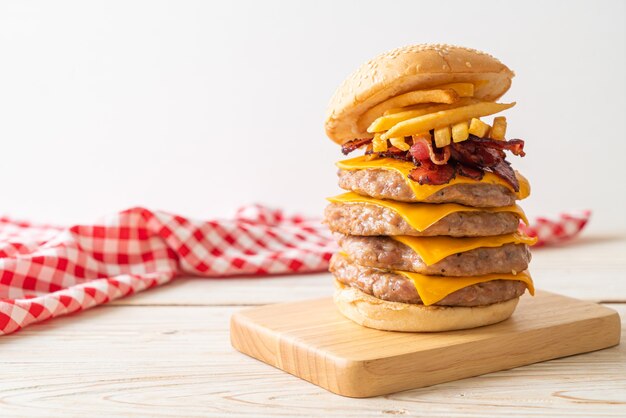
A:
1,233,625,417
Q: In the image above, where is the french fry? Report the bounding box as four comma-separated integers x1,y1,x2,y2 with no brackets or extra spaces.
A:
380,88,460,108
452,121,469,143
369,98,477,133
468,118,491,138
433,82,474,97
434,126,452,148
372,133,388,152
383,82,472,116
381,102,515,140
389,137,410,151
383,98,478,116
490,116,507,140
413,132,432,142
384,102,432,116
359,88,460,130
473,80,489,89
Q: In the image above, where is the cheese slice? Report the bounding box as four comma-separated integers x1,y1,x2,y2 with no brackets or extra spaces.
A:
396,270,535,306
393,232,538,266
327,192,528,232
336,156,530,200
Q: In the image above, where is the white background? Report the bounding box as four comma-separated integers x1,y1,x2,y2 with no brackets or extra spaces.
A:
0,0,624,232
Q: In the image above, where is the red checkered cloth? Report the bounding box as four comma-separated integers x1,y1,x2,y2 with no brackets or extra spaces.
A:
0,206,590,336
518,210,591,247
0,206,335,335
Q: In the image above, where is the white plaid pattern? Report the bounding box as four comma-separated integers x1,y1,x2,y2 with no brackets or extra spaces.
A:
0,205,335,335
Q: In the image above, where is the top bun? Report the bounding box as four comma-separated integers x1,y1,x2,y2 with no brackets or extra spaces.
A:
325,44,515,145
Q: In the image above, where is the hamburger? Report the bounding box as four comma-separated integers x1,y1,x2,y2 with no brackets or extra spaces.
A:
323,44,536,332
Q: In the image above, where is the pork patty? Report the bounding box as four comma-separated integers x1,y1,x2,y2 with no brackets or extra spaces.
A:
330,253,528,306
337,234,531,276
324,202,520,237
338,168,516,207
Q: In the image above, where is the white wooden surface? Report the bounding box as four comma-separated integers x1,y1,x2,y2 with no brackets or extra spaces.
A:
0,234,625,417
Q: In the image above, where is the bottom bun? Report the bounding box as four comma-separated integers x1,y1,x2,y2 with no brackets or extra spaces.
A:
333,280,519,332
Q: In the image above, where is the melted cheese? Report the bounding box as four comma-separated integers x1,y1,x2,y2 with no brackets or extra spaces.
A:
393,233,538,266
327,192,528,232
396,270,535,306
336,156,530,200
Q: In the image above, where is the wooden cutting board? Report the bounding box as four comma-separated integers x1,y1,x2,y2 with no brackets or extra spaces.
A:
230,291,621,398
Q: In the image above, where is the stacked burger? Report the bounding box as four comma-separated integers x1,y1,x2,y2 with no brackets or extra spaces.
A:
323,44,536,332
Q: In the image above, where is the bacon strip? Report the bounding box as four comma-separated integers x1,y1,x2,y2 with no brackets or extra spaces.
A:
469,135,526,157
450,140,504,168
409,139,431,162
456,163,484,181
408,160,456,185
341,138,373,155
366,146,412,161
409,136,450,165
431,146,450,165
488,160,520,192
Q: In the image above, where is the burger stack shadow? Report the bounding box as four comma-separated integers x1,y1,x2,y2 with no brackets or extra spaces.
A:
323,44,536,332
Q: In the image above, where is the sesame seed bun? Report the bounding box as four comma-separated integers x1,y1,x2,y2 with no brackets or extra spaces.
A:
333,279,519,332
325,44,515,145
